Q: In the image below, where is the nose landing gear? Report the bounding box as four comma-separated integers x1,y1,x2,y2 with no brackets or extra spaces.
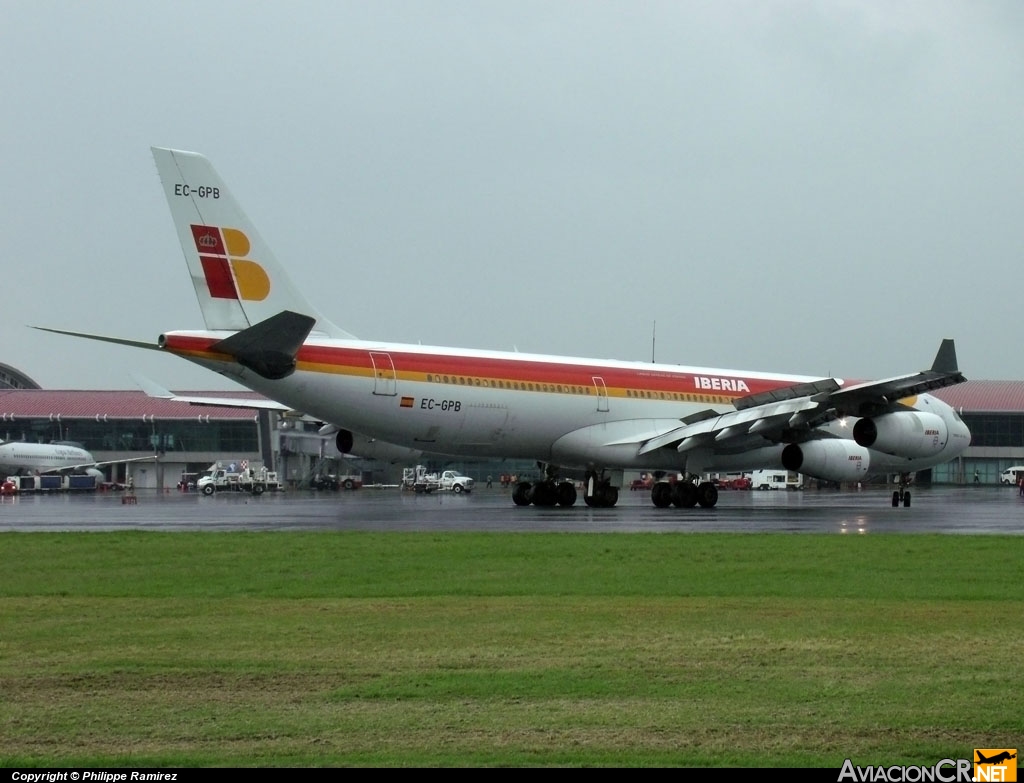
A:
892,473,912,507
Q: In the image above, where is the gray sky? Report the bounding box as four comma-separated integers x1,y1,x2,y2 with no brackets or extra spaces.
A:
3,0,1023,390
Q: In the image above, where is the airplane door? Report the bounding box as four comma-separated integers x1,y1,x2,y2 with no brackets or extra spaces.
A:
592,376,609,412
369,352,397,396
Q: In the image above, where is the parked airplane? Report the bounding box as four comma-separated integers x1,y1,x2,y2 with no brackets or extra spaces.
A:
0,440,115,480
36,148,971,509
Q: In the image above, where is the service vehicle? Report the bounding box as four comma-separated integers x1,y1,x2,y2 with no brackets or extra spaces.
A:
402,466,474,494
311,473,362,491
5,474,98,492
197,465,281,495
999,466,1024,485
750,470,803,491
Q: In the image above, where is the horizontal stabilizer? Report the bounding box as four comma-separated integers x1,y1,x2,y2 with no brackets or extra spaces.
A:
132,374,175,399
31,326,160,352
132,374,300,413
211,310,316,380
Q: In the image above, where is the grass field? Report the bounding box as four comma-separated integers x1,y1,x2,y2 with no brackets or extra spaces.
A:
1,532,1021,767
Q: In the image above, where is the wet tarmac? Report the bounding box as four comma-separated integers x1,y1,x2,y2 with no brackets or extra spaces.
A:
1,485,1022,534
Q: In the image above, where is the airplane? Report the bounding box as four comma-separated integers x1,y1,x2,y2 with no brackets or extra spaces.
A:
976,751,1016,765
35,147,972,510
0,440,131,481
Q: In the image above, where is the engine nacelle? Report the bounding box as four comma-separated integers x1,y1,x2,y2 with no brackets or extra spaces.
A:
852,411,947,459
336,429,423,464
336,429,354,454
781,439,871,482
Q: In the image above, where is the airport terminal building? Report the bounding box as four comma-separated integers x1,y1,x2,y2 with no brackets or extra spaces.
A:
0,374,1021,488
0,385,407,489
930,381,1024,484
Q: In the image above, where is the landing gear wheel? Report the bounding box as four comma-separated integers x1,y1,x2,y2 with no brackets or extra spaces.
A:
651,482,673,508
696,481,718,508
672,482,698,508
556,482,577,507
601,486,618,507
532,481,558,507
584,483,618,508
893,472,913,508
892,489,912,507
512,482,532,506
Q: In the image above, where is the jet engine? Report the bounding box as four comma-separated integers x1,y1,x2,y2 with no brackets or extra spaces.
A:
336,429,354,454
336,429,422,463
781,439,871,482
852,411,947,459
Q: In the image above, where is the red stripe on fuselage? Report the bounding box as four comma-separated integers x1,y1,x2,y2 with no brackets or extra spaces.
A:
162,336,785,400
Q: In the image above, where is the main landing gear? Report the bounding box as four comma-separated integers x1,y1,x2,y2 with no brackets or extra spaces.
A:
510,468,618,508
512,478,578,507
892,473,912,507
512,464,580,507
583,471,618,508
651,478,719,509
509,468,720,510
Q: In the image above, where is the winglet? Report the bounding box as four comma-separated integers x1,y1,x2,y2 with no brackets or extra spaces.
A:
930,339,958,375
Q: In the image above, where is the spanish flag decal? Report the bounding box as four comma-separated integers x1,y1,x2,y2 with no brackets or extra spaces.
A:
400,397,415,408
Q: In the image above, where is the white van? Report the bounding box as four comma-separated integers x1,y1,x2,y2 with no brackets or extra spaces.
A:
999,466,1024,485
750,470,803,490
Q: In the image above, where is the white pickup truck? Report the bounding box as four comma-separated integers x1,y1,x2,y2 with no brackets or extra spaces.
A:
402,467,474,494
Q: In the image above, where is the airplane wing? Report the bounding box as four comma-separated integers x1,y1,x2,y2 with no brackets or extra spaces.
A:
637,339,965,455
35,455,158,475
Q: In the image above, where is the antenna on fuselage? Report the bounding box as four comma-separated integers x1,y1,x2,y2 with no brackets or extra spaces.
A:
651,320,656,363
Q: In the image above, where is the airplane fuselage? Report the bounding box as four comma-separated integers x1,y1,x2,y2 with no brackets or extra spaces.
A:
0,442,96,476
161,331,971,478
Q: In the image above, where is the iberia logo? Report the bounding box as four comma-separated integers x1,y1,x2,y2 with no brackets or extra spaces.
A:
975,749,1017,782
190,225,270,301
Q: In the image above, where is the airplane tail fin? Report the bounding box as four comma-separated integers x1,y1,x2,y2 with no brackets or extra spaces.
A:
151,147,355,339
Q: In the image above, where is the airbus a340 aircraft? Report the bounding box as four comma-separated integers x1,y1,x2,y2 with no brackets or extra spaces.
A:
37,148,971,509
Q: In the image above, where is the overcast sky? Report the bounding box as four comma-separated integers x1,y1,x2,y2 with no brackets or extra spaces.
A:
3,1,1022,390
